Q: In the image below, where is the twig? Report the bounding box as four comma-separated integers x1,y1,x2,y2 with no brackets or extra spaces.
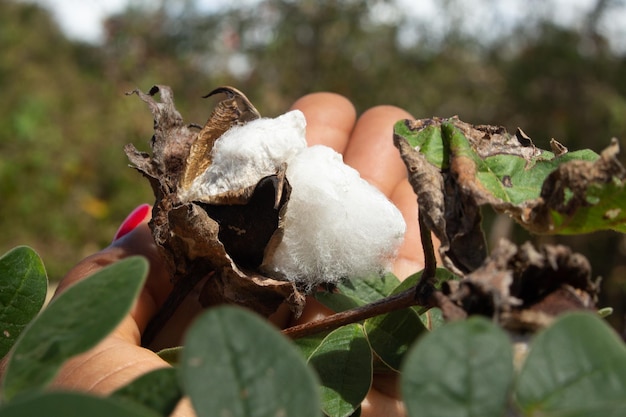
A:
414,207,437,303
282,286,421,339
418,208,437,280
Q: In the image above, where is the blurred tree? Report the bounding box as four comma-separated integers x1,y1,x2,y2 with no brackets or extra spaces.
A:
0,1,154,279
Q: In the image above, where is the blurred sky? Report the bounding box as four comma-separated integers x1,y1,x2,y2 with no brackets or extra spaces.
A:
25,0,626,53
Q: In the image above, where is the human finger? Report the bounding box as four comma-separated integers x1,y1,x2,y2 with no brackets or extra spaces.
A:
361,387,405,417
343,105,412,197
389,179,424,279
290,92,356,153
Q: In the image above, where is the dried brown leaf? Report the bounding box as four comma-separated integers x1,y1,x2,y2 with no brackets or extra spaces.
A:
442,239,599,331
394,119,487,275
181,86,260,191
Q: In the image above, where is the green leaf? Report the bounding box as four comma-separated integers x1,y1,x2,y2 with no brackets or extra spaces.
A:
598,306,613,318
515,312,626,416
2,257,148,401
294,332,329,360
315,291,364,312
364,308,426,371
548,178,626,234
419,307,445,331
390,269,457,328
395,117,626,237
0,246,47,358
395,121,448,169
443,122,626,234
180,306,319,417
443,121,598,204
0,391,159,417
401,317,514,417
308,324,372,417
156,346,182,365
337,272,400,304
112,367,182,416
316,273,401,314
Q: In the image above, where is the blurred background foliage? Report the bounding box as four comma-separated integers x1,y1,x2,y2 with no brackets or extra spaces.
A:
2,0,626,331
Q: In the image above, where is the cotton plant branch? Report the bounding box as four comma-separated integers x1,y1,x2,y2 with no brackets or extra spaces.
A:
282,286,423,339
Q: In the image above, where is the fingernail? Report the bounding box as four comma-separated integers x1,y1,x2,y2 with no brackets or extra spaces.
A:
113,204,151,242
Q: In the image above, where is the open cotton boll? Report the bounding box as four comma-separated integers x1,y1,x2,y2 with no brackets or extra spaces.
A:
184,110,307,200
264,145,406,287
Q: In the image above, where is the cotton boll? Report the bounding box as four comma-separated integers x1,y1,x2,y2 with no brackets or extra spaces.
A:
265,145,406,287
184,110,307,200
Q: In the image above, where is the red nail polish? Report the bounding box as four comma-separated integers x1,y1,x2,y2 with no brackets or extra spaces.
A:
113,204,151,241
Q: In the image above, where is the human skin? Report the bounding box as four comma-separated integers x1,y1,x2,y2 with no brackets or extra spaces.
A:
46,93,424,416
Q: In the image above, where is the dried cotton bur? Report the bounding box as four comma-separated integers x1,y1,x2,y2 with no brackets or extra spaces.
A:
125,86,405,344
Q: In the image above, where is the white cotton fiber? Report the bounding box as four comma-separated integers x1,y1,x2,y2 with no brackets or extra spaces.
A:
263,146,406,287
184,110,307,199
187,109,406,287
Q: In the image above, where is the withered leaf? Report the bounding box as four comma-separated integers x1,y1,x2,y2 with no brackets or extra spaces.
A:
441,239,598,331
199,269,305,318
394,116,626,274
393,118,487,275
126,86,198,193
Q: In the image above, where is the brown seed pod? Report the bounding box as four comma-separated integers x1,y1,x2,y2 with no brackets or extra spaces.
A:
125,86,305,345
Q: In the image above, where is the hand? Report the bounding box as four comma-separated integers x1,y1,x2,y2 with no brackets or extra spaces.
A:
47,93,424,417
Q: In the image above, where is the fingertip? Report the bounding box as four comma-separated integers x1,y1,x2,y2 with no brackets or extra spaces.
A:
290,92,356,153
113,204,152,242
344,105,413,196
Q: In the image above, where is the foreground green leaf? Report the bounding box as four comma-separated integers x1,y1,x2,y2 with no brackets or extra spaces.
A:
0,246,47,358
401,317,513,417
516,312,626,416
0,391,158,417
364,308,426,371
180,306,319,417
112,367,182,416
1,257,148,401
156,346,182,365
308,324,372,417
